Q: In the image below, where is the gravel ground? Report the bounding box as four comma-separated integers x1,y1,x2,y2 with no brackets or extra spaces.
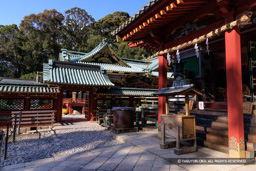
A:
0,123,122,167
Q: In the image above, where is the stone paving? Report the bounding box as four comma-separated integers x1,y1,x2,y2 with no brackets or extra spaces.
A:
113,129,256,171
2,144,184,171
1,123,256,171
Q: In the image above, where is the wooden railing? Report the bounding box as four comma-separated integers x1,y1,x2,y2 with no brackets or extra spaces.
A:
63,98,87,104
11,110,55,134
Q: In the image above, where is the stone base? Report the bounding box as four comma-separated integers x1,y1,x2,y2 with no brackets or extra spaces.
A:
245,150,255,159
229,137,246,158
174,146,197,155
246,142,256,151
158,131,162,138
111,127,138,134
160,141,176,149
229,147,246,158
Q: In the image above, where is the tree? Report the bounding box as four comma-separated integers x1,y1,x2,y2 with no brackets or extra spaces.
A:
115,41,151,60
0,24,24,77
19,9,64,74
93,11,152,59
85,34,103,52
93,11,130,41
62,7,95,51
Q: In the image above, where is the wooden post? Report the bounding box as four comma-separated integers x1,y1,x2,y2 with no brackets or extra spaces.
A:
158,54,167,125
161,122,165,145
25,97,30,111
185,94,190,116
72,91,77,102
176,126,180,149
225,27,245,158
165,96,169,115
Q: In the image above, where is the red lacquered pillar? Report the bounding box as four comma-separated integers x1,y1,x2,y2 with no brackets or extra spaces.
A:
56,86,63,122
158,55,167,126
89,88,96,121
225,27,245,158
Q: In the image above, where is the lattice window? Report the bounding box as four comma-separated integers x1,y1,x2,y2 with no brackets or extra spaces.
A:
0,99,25,111
132,99,141,107
115,99,130,107
30,99,53,110
97,99,111,109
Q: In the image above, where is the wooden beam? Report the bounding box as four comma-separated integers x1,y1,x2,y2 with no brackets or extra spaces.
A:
217,0,231,15
165,96,169,115
147,13,251,59
185,94,190,116
163,0,218,39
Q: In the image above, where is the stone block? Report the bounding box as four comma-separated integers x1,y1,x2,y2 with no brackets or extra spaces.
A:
245,150,255,159
133,166,152,171
99,163,118,170
19,127,28,134
83,162,103,170
136,159,154,167
246,142,256,151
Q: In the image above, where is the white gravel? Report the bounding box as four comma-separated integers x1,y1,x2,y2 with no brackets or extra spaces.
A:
0,123,122,167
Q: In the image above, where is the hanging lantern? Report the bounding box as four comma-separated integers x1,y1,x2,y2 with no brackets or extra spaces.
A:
176,50,180,63
206,37,210,55
194,43,199,58
167,53,171,66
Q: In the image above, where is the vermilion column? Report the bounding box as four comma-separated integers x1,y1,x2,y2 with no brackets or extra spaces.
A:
89,88,96,121
158,55,167,126
225,27,245,158
56,86,63,122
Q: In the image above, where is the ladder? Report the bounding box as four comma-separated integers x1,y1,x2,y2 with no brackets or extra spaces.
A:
249,41,256,101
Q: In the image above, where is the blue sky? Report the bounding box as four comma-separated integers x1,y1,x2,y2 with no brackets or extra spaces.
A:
0,0,149,26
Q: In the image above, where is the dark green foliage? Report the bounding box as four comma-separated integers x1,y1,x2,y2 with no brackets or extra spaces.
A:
0,24,24,77
20,9,64,74
62,7,95,51
20,72,37,80
93,11,130,42
0,9,152,78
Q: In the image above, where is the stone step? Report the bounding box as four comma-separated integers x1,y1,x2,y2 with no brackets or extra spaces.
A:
248,134,256,141
206,127,228,136
206,133,229,146
211,121,228,129
196,125,206,132
216,116,228,123
204,141,229,154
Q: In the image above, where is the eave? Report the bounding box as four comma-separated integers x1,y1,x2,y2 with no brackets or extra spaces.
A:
114,0,256,51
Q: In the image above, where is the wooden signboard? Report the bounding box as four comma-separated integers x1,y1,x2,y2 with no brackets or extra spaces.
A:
243,102,253,114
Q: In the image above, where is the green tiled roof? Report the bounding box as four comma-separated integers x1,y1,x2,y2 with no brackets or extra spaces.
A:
146,57,159,71
60,39,129,67
43,60,114,86
60,40,107,62
149,71,173,78
0,82,59,94
76,62,145,73
58,40,174,78
97,87,157,96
